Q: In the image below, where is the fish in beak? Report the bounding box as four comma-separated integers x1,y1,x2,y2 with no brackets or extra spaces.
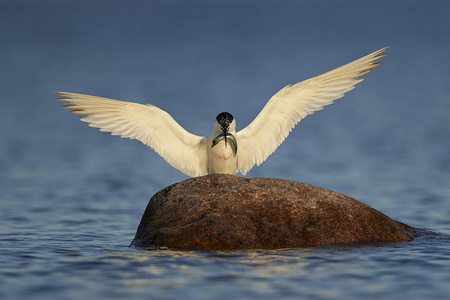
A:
212,129,238,156
211,112,237,156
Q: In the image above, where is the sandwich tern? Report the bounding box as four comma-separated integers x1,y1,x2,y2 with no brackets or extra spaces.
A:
57,47,387,177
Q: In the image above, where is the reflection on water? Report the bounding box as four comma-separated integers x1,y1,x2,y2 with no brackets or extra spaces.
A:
30,233,446,300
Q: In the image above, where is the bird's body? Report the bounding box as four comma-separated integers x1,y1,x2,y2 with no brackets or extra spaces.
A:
58,47,387,177
208,139,237,175
207,112,238,174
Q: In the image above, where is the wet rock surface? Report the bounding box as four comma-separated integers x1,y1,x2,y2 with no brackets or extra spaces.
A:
131,175,416,250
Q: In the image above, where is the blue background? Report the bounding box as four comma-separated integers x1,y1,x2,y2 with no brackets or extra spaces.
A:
1,1,449,299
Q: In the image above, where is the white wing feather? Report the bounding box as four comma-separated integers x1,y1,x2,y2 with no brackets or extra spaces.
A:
56,92,208,177
236,47,387,175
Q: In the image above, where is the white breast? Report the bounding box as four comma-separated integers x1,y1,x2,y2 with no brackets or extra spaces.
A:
207,137,238,174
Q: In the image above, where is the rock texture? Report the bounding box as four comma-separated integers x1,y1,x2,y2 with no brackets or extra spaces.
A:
131,175,416,250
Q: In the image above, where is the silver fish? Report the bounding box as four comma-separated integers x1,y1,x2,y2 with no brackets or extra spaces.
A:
212,133,237,156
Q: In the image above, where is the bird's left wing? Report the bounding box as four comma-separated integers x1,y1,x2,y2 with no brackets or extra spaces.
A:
57,92,208,177
236,47,387,175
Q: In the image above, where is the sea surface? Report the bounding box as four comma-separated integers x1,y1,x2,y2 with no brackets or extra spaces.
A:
1,1,449,299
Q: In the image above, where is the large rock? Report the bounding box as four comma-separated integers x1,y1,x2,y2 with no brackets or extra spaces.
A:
131,175,416,250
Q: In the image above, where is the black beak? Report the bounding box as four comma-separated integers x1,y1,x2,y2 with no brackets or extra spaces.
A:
222,127,228,146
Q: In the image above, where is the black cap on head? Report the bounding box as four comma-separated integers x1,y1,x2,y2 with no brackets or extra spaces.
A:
216,112,234,130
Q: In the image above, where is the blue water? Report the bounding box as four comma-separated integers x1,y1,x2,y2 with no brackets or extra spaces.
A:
1,1,450,299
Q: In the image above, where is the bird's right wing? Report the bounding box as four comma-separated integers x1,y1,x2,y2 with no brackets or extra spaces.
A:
57,92,208,177
236,47,387,175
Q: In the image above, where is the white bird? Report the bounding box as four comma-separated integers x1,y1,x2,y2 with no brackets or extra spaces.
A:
57,47,387,177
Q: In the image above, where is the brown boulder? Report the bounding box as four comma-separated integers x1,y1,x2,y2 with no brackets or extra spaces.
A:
131,174,416,250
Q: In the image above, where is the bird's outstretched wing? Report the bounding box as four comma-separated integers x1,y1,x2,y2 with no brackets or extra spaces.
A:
57,92,208,177
236,47,387,175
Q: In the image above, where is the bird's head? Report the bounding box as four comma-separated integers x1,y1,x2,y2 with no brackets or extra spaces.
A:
211,112,237,155
216,112,235,133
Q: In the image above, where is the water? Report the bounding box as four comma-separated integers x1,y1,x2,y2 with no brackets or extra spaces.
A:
1,0,450,299
2,236,449,300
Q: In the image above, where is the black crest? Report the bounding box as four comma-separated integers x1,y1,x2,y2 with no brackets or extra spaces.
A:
216,112,234,130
